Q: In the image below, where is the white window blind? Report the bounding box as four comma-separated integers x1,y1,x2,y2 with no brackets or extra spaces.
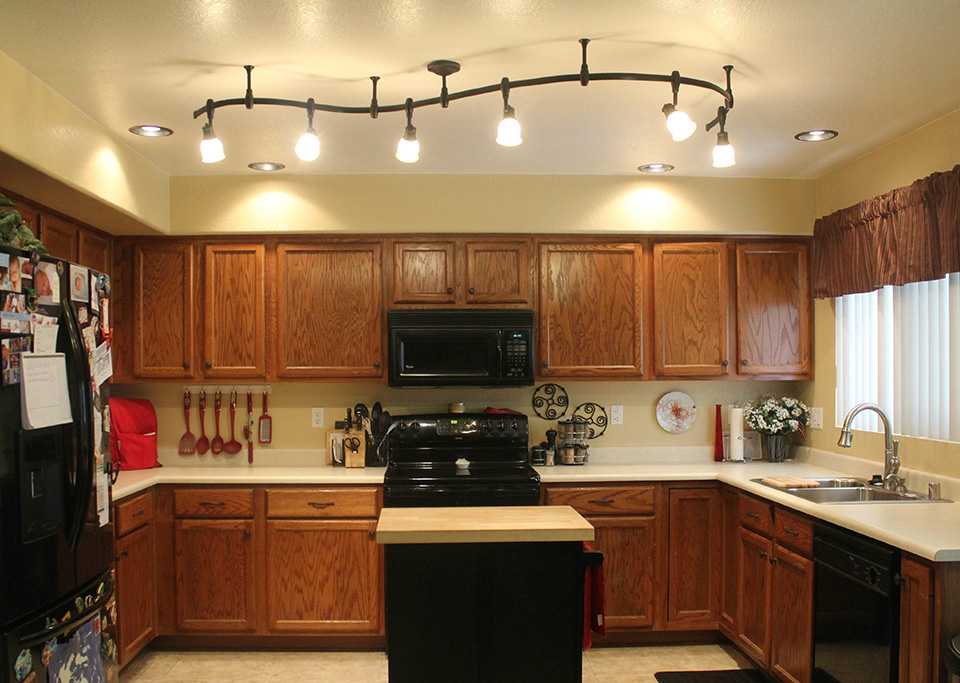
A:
835,273,960,441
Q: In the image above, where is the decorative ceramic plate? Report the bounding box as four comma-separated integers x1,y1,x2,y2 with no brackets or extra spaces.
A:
656,391,697,433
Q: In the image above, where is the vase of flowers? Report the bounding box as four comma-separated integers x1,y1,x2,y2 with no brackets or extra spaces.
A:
744,397,810,462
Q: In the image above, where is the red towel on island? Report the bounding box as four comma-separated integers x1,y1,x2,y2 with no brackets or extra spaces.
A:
582,542,606,650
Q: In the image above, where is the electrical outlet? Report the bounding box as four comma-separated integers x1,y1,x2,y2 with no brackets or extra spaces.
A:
810,407,824,430
610,405,624,425
311,408,325,428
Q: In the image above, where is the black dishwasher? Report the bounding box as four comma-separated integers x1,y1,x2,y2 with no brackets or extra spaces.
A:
813,523,900,683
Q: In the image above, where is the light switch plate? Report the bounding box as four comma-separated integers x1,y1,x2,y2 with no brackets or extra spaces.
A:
610,405,624,425
311,408,325,428
810,407,823,430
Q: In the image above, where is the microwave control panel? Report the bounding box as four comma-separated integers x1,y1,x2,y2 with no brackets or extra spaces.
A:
502,330,532,379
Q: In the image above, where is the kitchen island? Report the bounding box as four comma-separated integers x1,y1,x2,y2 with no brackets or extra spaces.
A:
376,506,595,683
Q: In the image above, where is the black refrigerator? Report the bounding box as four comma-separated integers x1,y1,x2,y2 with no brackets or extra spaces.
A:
0,246,117,683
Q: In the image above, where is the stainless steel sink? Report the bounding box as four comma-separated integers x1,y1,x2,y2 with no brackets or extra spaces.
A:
750,478,951,504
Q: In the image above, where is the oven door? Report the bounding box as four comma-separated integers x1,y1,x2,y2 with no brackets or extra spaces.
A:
389,328,502,386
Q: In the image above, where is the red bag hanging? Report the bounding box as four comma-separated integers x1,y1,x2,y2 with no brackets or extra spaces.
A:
109,397,160,470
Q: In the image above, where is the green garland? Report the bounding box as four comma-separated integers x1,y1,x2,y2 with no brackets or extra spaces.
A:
0,193,47,254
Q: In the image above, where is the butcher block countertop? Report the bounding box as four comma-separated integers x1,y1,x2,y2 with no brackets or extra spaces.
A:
375,505,594,545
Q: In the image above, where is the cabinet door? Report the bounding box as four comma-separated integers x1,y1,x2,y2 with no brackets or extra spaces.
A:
266,520,382,634
116,524,157,666
735,243,810,376
738,526,773,667
39,214,78,261
78,229,112,274
770,543,813,683
202,243,266,378
463,240,532,305
899,557,934,683
654,242,728,376
392,241,457,304
539,242,645,377
133,242,195,378
175,519,256,632
589,516,658,629
276,243,383,378
666,487,720,628
719,487,740,635
13,199,41,234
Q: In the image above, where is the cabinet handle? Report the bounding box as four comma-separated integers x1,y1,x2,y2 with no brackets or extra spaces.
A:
132,509,145,518
200,501,226,508
589,498,615,507
204,360,212,369
784,528,800,537
182,361,189,369
741,359,749,366
770,557,779,565
446,287,454,294
468,287,476,295
117,550,129,559
373,362,381,369
308,501,335,510
721,360,729,368
745,511,760,520
542,361,549,369
758,550,768,559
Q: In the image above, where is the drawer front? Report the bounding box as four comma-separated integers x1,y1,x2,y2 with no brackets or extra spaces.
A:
739,494,773,536
266,488,380,519
116,492,154,536
544,485,656,515
174,488,255,518
774,507,813,555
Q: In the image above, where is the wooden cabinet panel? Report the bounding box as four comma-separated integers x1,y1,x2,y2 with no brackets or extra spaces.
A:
899,556,934,683
653,242,728,376
770,543,813,683
276,243,383,378
116,491,155,537
392,241,457,304
133,242,195,378
202,243,266,378
739,494,774,536
266,488,380,519
174,488,255,518
116,523,157,667
738,526,773,667
539,242,645,377
720,487,740,635
463,240,532,304
773,508,813,557
544,485,655,516
736,242,811,377
175,519,257,632
78,229,112,273
589,516,658,629
12,199,40,234
38,214,78,261
266,520,382,633
666,487,720,628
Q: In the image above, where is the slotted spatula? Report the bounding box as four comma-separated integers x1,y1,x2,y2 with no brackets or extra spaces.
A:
224,390,243,455
195,389,210,455
211,390,224,455
178,390,196,455
258,391,272,445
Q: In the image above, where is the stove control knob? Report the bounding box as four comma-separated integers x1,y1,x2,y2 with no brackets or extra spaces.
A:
511,420,520,431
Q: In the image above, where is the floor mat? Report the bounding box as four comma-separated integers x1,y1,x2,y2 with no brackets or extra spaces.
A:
654,670,769,683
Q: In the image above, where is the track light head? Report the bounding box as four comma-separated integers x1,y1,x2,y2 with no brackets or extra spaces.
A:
496,78,522,147
295,99,320,161
712,130,736,168
200,121,225,164
662,103,697,141
396,98,420,163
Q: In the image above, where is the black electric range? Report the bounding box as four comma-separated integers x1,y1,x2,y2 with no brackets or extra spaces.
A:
383,413,541,507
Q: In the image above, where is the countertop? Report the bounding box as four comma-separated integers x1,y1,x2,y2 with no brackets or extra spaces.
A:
112,460,960,562
375,505,594,544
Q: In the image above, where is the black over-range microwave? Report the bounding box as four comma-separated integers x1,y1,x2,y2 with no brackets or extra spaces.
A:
388,309,534,387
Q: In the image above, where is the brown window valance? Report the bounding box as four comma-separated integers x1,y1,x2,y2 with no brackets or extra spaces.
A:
812,164,960,298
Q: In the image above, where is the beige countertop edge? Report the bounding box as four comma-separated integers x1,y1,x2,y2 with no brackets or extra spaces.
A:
111,463,960,562
375,529,594,544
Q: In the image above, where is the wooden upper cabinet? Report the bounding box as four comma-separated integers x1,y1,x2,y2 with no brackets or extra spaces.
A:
133,242,195,378
770,543,813,683
463,240,532,305
666,487,720,629
735,242,811,377
654,242,728,376
39,214,79,261
78,228,112,274
899,556,934,683
13,199,40,234
276,242,383,378
202,243,266,378
392,241,457,304
538,242,645,377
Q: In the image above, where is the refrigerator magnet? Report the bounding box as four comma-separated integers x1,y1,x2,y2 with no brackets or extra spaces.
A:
34,262,59,306
13,649,31,681
89,273,99,309
77,304,89,325
0,253,22,293
70,265,89,302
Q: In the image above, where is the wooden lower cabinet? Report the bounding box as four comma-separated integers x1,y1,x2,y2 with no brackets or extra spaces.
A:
589,516,658,629
770,544,813,683
666,486,720,629
266,520,382,634
175,519,257,632
899,556,935,683
719,486,740,636
115,521,157,667
738,526,773,666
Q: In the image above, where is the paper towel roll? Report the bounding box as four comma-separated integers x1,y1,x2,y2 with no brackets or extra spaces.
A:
729,407,745,462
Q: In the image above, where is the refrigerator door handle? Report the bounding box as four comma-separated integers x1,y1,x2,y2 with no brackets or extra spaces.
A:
60,284,94,549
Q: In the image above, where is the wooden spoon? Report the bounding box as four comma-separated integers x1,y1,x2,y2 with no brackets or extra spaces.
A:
224,390,243,455
210,390,224,455
195,389,210,455
178,391,196,455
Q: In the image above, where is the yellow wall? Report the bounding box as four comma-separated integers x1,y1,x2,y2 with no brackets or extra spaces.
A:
170,174,814,236
0,49,169,234
113,380,797,454
805,108,960,478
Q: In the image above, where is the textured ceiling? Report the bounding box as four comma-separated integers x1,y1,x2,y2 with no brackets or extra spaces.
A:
1,0,959,178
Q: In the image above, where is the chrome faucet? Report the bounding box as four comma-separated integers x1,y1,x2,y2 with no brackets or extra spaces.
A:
837,403,905,492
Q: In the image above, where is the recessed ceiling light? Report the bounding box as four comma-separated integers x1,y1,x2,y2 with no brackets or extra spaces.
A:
128,124,173,137
248,162,286,172
794,129,838,142
637,163,675,174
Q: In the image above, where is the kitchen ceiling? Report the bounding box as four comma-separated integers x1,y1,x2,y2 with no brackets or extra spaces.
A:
1,0,958,178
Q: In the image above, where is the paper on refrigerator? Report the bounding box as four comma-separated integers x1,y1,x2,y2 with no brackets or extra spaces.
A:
19,353,72,429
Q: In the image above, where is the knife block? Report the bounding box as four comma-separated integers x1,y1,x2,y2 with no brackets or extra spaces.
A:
344,429,366,468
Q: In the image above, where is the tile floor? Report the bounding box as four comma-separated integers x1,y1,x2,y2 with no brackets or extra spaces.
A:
122,643,754,682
